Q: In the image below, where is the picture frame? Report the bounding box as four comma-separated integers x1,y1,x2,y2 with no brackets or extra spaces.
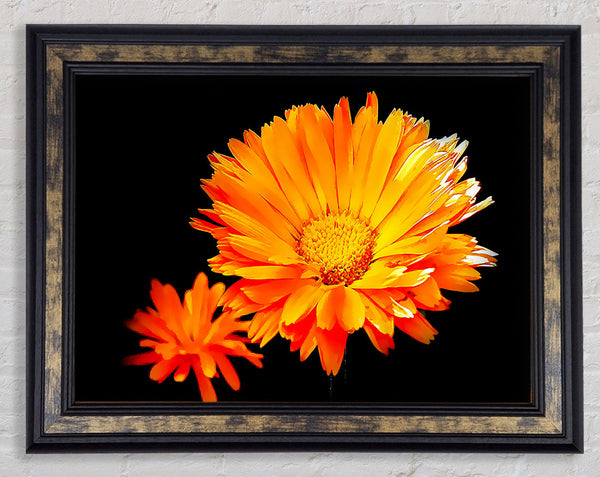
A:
26,25,582,452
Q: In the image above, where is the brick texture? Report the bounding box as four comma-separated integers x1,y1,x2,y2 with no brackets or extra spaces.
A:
1,0,597,475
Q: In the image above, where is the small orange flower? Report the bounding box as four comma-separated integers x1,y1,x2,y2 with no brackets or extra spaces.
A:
192,93,497,375
123,272,263,401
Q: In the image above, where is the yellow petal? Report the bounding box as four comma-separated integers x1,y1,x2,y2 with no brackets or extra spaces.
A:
266,117,323,216
361,109,405,217
198,350,217,378
281,283,325,325
228,234,300,265
173,361,191,382
360,293,394,336
297,105,339,211
235,265,304,280
316,286,365,332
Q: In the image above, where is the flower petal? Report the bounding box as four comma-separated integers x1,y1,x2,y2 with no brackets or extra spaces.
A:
359,292,395,335
149,357,180,383
187,93,497,373
214,354,241,391
361,109,405,217
233,265,304,280
193,361,218,402
333,97,354,210
122,351,160,366
316,286,365,332
297,105,339,211
315,324,348,376
281,283,325,325
264,116,324,216
350,261,432,289
409,277,450,310
241,279,300,305
363,320,395,355
173,361,191,382
228,137,304,229
394,312,438,344
125,273,262,401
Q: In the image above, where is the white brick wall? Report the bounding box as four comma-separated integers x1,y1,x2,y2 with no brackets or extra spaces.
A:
1,0,597,475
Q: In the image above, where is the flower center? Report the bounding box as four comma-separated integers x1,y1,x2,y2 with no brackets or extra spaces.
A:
296,210,376,286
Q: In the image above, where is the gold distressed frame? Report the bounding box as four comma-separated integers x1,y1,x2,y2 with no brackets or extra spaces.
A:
40,41,563,438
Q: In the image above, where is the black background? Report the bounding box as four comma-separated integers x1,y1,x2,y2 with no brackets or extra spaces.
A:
74,73,531,404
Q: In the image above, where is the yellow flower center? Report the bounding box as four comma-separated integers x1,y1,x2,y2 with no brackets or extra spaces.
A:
296,210,376,286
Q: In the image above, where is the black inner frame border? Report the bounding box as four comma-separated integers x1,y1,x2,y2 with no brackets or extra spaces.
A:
62,62,543,417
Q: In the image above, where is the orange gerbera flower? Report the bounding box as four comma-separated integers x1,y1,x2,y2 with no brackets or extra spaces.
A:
191,92,497,376
123,272,263,401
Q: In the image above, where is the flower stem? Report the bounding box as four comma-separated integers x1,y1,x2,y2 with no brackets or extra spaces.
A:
329,374,334,400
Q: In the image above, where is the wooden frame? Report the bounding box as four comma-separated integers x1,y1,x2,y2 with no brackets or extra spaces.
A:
26,25,582,452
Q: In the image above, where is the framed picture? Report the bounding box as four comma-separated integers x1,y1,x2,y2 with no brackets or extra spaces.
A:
26,25,582,452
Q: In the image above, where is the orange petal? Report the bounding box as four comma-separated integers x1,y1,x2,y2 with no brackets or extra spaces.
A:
372,140,442,240
243,129,269,163
297,105,338,211
259,122,312,221
185,272,208,315
361,109,405,217
363,320,395,355
234,265,304,280
138,338,158,349
193,361,218,402
208,170,298,242
241,279,300,305
359,293,395,336
125,311,176,343
315,325,348,376
299,324,318,361
213,201,290,247
316,286,365,332
228,137,304,230
434,272,480,292
409,277,450,310
374,225,447,259
214,354,241,391
149,357,179,383
149,281,189,343
219,279,263,314
195,208,225,225
366,289,416,319
388,117,430,180
316,106,335,155
332,97,353,210
248,306,284,347
349,109,380,214
122,351,160,366
184,273,210,340
281,310,315,349
450,196,494,226
281,283,325,325
190,217,221,234
173,361,191,382
366,91,378,114
395,312,438,344
197,350,217,378
228,234,299,266
350,261,432,289
267,116,324,216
